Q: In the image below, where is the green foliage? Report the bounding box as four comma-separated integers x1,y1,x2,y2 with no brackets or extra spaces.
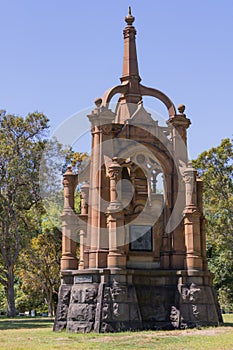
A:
15,283,44,314
0,108,88,316
39,144,87,228
19,229,62,316
0,110,49,316
65,150,89,174
193,138,233,311
0,284,6,315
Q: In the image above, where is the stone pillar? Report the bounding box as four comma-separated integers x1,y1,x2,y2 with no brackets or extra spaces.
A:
166,106,191,269
160,173,172,269
88,123,101,268
106,158,126,268
87,101,116,268
183,162,203,270
79,182,89,270
61,166,79,271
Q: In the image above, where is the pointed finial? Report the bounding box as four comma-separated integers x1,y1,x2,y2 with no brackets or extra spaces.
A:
94,97,102,107
178,104,186,114
125,6,135,25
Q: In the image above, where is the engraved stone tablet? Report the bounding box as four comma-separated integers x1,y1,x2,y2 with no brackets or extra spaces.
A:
129,225,153,251
74,275,93,284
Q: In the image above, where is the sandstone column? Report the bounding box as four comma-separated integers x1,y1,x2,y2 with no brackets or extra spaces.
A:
78,182,89,270
183,162,203,270
61,166,79,271
106,158,126,268
87,100,116,268
167,105,191,269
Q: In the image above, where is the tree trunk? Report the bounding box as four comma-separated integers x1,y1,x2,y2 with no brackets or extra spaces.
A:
46,289,53,317
6,267,16,317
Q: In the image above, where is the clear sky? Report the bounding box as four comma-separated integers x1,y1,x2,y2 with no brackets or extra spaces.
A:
1,0,233,159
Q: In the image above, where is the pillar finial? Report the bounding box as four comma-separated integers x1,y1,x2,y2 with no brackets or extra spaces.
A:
125,6,135,25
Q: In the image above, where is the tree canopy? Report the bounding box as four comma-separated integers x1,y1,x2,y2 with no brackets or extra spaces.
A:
193,138,233,311
0,109,89,316
0,110,49,316
19,229,62,316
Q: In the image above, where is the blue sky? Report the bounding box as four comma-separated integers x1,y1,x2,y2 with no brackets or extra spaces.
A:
1,0,232,158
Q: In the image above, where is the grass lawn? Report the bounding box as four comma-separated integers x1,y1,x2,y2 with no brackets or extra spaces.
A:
0,315,232,350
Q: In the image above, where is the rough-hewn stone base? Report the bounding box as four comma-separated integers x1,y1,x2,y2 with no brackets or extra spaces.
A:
53,283,72,331
54,269,222,332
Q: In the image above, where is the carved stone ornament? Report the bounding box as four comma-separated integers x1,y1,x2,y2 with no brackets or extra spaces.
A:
182,283,201,302
108,158,122,180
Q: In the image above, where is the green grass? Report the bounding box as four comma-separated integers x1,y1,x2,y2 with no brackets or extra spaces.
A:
0,315,232,350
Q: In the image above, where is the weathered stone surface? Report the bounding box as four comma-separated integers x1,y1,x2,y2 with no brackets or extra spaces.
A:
68,303,96,321
97,280,142,331
65,283,99,333
170,306,180,328
53,284,71,331
70,284,98,304
181,283,201,303
134,284,176,328
67,321,94,333
177,282,222,328
54,270,222,332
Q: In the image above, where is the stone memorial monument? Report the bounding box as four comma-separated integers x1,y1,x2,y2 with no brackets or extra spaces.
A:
54,8,222,332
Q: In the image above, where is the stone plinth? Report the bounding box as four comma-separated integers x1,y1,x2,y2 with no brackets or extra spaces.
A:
54,268,222,332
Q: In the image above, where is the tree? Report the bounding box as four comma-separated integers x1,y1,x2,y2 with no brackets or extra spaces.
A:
0,110,49,316
16,150,86,317
193,138,233,310
19,229,62,317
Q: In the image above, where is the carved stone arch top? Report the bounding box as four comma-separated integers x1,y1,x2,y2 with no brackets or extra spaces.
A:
101,83,129,107
140,84,176,117
101,82,176,119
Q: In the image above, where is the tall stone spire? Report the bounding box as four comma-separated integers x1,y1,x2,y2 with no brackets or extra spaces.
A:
101,7,177,121
120,7,141,104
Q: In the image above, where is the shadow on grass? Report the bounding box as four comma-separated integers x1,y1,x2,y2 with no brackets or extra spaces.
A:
222,322,233,327
0,316,232,331
0,318,54,330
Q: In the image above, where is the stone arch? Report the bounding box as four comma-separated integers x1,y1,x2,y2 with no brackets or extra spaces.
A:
101,82,176,118
140,84,176,117
101,84,128,107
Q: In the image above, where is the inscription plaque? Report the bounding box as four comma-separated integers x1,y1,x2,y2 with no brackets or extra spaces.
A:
74,275,93,284
129,225,153,251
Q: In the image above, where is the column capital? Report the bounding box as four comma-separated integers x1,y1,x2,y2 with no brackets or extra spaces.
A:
108,157,122,181
87,102,116,128
183,161,197,183
167,104,191,131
